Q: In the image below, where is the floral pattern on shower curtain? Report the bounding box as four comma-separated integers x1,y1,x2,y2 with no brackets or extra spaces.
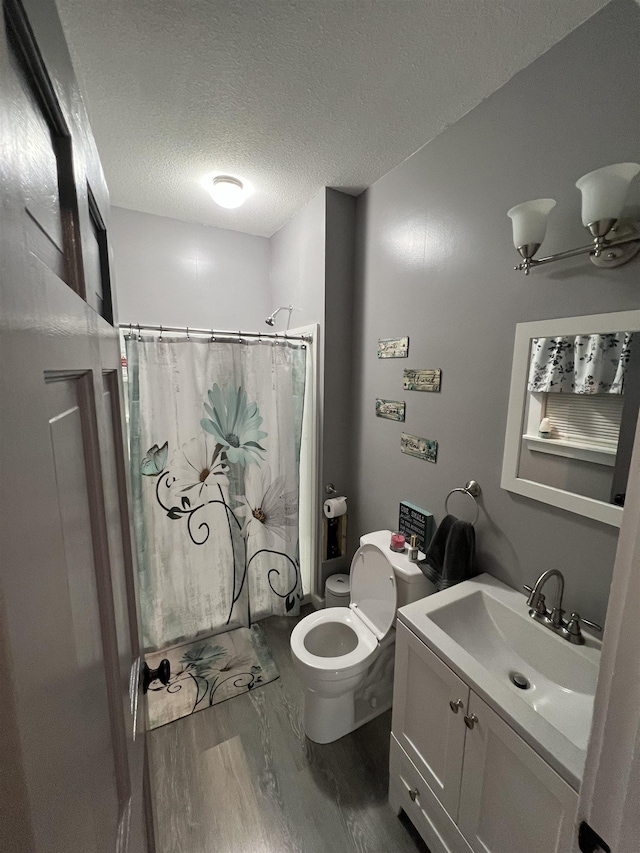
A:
126,335,307,652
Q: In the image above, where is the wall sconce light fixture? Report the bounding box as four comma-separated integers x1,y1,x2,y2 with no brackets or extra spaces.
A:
508,163,640,274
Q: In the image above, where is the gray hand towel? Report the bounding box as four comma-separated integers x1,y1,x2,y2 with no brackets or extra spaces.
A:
418,514,476,592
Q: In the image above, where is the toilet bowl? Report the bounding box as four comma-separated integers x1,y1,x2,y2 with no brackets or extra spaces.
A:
291,531,436,743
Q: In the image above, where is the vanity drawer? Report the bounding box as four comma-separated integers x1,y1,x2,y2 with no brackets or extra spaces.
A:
389,736,472,853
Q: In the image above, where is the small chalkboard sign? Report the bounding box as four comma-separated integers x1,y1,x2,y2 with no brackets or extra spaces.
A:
398,501,434,554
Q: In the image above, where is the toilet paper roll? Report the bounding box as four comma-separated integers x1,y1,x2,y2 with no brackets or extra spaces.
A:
324,496,347,518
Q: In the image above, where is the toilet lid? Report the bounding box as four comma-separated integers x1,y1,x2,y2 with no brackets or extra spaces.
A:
349,543,397,640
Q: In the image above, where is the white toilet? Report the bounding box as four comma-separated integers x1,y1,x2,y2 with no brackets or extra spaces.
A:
290,530,436,743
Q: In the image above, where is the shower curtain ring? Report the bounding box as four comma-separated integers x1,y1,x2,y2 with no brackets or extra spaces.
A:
210,329,215,342
159,324,163,341
186,327,190,340
128,323,132,340
137,323,141,341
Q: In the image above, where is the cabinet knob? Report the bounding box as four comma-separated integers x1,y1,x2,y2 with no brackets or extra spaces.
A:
449,698,464,713
408,787,419,802
464,713,479,730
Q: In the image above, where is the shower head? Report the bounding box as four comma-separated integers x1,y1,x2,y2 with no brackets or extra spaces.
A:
265,305,294,329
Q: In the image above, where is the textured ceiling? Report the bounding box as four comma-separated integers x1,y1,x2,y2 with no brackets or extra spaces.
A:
55,0,609,237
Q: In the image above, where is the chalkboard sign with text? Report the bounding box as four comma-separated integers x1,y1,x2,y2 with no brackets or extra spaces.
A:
398,501,434,554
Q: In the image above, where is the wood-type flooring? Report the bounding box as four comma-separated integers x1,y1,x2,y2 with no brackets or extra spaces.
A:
147,608,429,853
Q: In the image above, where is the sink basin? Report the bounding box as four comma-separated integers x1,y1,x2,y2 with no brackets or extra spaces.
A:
397,573,602,789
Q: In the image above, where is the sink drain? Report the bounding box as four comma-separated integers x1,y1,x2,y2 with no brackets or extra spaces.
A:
510,671,531,690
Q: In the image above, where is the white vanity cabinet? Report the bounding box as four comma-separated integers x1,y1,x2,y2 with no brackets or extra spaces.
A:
390,621,578,853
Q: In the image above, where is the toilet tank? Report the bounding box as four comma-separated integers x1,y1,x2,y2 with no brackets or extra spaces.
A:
359,530,436,609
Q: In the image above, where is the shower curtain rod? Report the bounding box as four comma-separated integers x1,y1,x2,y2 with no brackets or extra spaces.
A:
122,322,312,343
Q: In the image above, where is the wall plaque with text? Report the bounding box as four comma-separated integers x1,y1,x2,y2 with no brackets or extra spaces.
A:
399,501,434,553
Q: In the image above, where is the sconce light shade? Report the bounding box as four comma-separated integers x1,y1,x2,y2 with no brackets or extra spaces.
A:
210,175,246,209
507,198,556,252
575,163,640,228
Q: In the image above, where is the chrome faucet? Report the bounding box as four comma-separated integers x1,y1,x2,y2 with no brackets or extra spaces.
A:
524,569,602,644
527,568,565,628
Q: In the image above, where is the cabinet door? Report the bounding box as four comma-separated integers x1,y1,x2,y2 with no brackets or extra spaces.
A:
458,693,578,853
392,621,469,819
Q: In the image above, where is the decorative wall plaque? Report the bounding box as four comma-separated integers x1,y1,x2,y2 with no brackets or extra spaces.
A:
375,398,406,421
378,337,409,359
401,432,438,463
399,501,435,553
403,368,441,392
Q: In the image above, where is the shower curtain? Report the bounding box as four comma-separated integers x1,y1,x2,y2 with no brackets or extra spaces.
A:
126,334,307,651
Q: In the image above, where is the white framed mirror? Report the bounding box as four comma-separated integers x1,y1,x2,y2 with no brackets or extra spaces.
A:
501,309,640,527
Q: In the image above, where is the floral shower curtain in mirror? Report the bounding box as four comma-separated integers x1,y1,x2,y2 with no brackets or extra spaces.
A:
126,335,307,652
528,332,633,394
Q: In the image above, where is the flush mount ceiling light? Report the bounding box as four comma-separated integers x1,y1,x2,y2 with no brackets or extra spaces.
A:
508,163,640,274
209,175,246,209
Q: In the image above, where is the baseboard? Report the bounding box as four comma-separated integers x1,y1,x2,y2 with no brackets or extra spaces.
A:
309,592,324,610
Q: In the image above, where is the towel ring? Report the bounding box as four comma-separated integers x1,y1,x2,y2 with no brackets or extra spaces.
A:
444,480,481,526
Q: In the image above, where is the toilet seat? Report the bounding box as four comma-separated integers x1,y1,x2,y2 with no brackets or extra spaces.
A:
349,543,397,639
290,543,398,680
290,607,378,679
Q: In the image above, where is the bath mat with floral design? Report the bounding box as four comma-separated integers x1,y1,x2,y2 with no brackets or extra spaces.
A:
145,624,279,730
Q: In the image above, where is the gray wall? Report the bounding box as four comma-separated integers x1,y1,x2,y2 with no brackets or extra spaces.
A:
110,206,271,329
321,189,356,587
351,0,640,626
269,189,326,329
270,188,356,592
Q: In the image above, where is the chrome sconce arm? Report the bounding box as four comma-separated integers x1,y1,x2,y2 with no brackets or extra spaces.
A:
508,163,640,275
514,221,640,275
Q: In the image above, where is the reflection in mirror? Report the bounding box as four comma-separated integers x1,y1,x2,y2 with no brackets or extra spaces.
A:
502,310,640,527
519,331,639,505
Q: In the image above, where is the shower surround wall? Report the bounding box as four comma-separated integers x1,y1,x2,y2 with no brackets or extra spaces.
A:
110,206,271,329
111,191,356,599
350,0,640,627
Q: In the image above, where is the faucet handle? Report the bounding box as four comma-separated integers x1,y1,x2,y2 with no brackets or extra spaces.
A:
567,612,603,644
530,592,547,617
523,584,546,613
523,584,538,608
566,613,585,643
571,613,603,633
